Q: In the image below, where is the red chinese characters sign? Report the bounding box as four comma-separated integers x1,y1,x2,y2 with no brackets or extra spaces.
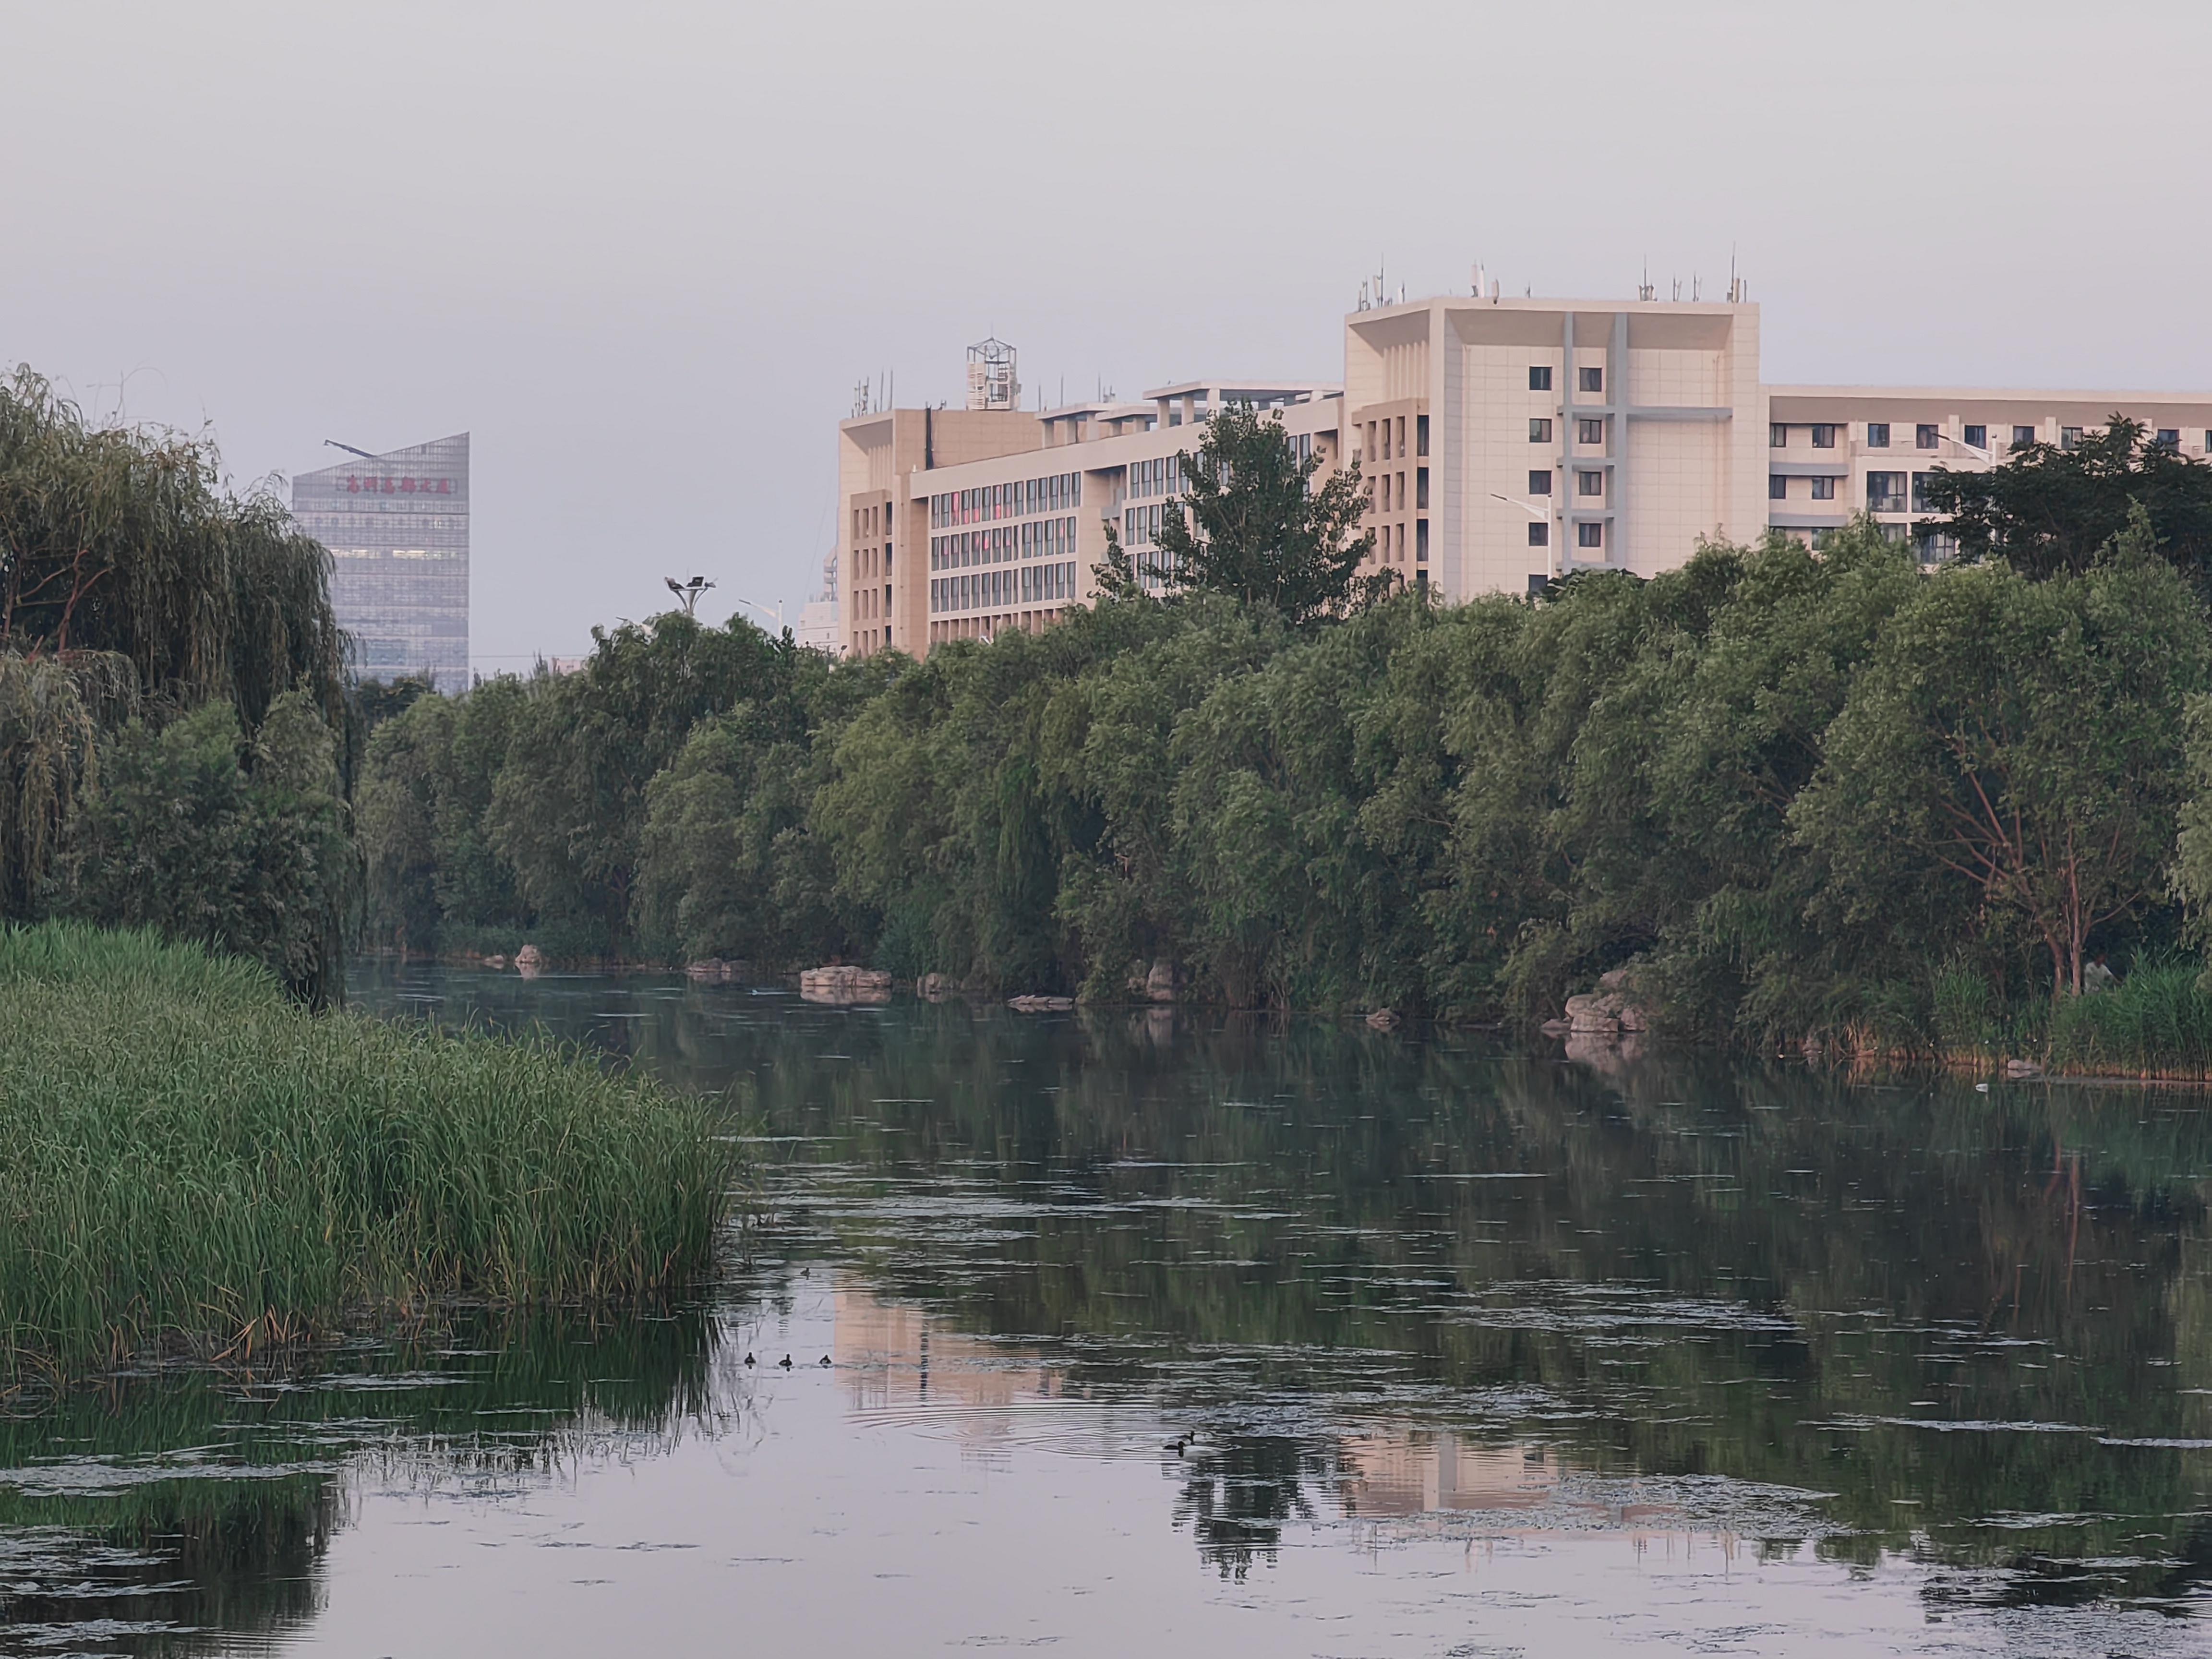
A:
345,475,454,495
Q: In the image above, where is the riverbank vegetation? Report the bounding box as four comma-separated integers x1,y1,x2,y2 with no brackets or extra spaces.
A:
0,923,735,1379
0,372,353,999
359,414,2212,1063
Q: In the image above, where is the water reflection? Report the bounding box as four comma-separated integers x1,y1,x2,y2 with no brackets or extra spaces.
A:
0,1310,719,1656
356,969,2212,1586
5,960,2197,1653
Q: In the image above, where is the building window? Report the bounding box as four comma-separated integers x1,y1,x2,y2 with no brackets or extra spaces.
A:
1417,414,1430,457
1911,472,1937,513
1528,469,1552,495
2012,425,2036,451
1770,423,1788,448
1810,475,1836,500
1577,522,1604,549
1866,422,1890,448
1529,418,1552,443
1529,366,1551,391
1396,416,1407,456
1917,529,1958,565
1916,424,1938,450
1577,470,1604,497
2061,426,2083,450
1528,521,1549,547
1769,474,1789,501
1812,423,1836,449
1866,471,1907,513
1579,366,1603,394
2157,428,2181,449
1577,418,1604,445
1416,519,1428,561
1962,424,1985,451
1416,467,1429,510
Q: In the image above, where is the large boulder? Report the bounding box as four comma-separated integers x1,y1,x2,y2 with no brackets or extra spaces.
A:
1144,958,1178,1004
1561,969,1656,1037
800,965,893,1005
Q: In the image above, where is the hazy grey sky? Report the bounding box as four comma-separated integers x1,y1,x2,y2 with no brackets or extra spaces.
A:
5,2,2207,671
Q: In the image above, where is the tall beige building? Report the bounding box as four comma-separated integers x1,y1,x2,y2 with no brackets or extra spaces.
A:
831,301,2212,659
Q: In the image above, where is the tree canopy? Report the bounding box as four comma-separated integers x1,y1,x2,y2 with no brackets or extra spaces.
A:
360,515,2212,1049
1920,415,2212,589
1140,403,1383,623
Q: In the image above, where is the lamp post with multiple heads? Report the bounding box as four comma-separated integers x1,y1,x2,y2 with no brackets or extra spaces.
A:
664,575,715,617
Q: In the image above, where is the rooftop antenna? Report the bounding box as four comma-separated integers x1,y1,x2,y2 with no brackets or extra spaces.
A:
1358,278,1370,312
1638,260,1655,303
323,439,377,461
851,379,870,418
664,575,715,617
1692,273,1701,301
1671,276,1681,301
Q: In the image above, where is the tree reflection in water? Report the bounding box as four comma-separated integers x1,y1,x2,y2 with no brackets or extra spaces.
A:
1171,1435,1326,1579
0,1308,717,1657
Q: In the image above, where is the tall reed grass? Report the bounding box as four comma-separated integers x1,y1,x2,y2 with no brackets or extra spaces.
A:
0,923,737,1377
2044,961,2212,1077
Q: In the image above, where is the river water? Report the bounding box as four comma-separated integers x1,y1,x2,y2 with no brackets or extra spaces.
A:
5,966,2212,1656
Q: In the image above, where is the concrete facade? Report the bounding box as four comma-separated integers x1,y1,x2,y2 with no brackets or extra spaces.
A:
828,295,2212,658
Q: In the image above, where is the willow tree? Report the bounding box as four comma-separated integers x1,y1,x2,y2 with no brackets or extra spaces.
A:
0,370,352,995
0,369,345,728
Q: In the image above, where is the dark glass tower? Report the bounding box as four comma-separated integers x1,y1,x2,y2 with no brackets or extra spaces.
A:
290,433,469,684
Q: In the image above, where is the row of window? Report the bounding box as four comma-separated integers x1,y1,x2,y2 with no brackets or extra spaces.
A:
1525,470,1607,498
931,517,1076,572
1769,475,1840,501
1524,522,1607,550
931,561,1078,614
929,473,1081,529
1370,468,1431,514
1527,367,1606,395
1365,414,1431,463
1128,454,1187,501
1775,422,2209,454
1125,502,1173,548
1765,470,1955,512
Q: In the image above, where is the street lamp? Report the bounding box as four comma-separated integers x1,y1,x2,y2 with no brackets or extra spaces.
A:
731,597,785,631
664,575,715,616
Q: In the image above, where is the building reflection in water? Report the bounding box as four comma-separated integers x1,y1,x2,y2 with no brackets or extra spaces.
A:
829,1285,1720,1578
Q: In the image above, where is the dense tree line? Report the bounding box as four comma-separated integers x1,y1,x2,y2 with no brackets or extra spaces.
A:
0,372,351,998
359,498,2212,1046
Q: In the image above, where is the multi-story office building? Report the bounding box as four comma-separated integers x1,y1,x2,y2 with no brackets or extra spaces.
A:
291,434,470,683
831,296,2212,657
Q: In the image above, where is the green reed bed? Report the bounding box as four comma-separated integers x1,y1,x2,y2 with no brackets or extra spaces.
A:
2044,961,2212,1077
0,923,737,1377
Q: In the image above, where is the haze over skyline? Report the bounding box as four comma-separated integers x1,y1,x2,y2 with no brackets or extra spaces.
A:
5,0,2207,674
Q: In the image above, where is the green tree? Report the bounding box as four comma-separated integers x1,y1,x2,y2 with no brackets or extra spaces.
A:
72,694,354,1001
1920,415,2212,589
1793,514,2209,999
355,675,533,953
1149,403,1382,623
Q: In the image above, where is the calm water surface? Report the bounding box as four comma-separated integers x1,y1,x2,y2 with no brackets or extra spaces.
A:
6,964,2212,1656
